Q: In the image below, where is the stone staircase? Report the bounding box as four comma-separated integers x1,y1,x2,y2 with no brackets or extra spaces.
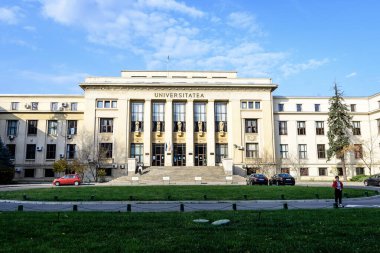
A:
108,166,247,185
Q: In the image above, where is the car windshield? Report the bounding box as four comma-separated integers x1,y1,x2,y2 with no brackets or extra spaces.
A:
279,174,291,178
255,174,265,178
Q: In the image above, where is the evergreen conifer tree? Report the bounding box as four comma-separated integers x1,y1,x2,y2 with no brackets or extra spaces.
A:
327,83,352,181
0,137,15,184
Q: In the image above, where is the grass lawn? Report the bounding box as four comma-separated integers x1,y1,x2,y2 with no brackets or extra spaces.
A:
0,209,378,252
0,185,376,201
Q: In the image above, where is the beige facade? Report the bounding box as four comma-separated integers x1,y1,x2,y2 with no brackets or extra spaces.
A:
1,70,380,181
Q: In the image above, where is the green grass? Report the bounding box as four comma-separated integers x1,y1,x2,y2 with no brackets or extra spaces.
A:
0,209,378,252
0,185,376,201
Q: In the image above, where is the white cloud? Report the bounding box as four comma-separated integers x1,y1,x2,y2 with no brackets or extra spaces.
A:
20,70,89,85
280,58,330,77
345,72,357,78
227,12,263,35
137,0,204,17
0,6,22,24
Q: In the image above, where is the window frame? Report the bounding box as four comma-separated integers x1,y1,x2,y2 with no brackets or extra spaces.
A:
245,119,258,134
297,121,306,135
100,118,113,133
246,143,259,158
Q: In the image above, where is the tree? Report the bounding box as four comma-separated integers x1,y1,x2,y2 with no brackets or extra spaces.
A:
281,153,307,181
327,83,352,181
52,159,68,176
0,137,15,184
249,150,276,177
352,135,379,175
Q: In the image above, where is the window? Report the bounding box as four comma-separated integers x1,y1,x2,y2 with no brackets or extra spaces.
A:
352,121,361,135
27,120,38,135
152,102,165,132
255,102,261,109
46,144,56,160
354,144,363,159
112,101,117,108
194,102,207,132
24,169,35,178
26,144,36,159
11,102,19,110
96,100,117,108
215,102,227,132
216,144,228,163
44,169,55,177
241,101,260,109
337,167,343,176
377,119,380,134
319,167,327,176
6,144,16,160
67,120,77,135
99,168,112,176
130,143,144,163
31,102,38,110
279,121,287,135
296,104,302,112
131,102,144,132
99,143,113,158
356,167,364,175
7,120,18,136
246,143,259,158
173,102,186,132
314,104,320,112
100,118,113,133
241,102,247,109
297,121,306,135
278,104,284,112
316,121,324,135
350,104,356,112
245,119,258,133
66,144,76,159
47,120,58,135
51,102,58,111
300,168,309,176
280,144,288,159
317,144,326,159
298,144,307,159
97,101,103,108
248,101,253,109
281,168,290,174
71,102,78,111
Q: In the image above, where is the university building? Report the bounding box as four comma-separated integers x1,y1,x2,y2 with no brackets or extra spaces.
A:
0,70,379,181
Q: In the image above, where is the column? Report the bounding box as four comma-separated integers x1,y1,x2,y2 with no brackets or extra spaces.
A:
143,99,151,167
186,100,194,166
164,99,173,166
207,100,215,166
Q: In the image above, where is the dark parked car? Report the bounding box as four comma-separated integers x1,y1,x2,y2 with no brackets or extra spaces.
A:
246,174,268,185
364,174,380,187
269,173,295,186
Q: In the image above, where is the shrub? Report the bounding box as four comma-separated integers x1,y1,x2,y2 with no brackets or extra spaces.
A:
350,174,369,182
0,137,14,184
97,169,106,183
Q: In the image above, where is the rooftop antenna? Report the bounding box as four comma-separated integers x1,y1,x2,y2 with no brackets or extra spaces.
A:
166,55,170,77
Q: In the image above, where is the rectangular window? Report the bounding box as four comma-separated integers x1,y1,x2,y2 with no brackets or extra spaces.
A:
280,144,288,159
314,104,320,112
279,121,287,135
7,120,18,136
281,168,290,174
31,102,38,110
6,144,16,160
66,144,76,159
99,168,112,176
356,167,364,175
248,101,253,109
100,118,113,133
215,144,228,163
112,101,117,108
104,101,111,108
24,169,35,178
173,102,186,132
44,169,55,177
131,102,144,132
255,102,261,109
26,144,36,159
350,104,356,112
71,102,78,111
354,144,363,159
352,121,361,135
47,120,58,135
99,143,113,158
215,102,227,132
245,119,258,133
96,100,117,108
278,104,284,112
246,143,259,158
298,144,307,159
27,120,38,135
152,102,165,132
241,102,247,109
67,120,77,135
317,144,326,159
296,104,302,112
300,168,309,176
319,167,327,176
97,101,103,108
194,102,207,132
51,102,58,111
130,143,144,163
46,144,56,160
297,121,306,135
337,167,343,176
316,121,324,135
11,102,19,110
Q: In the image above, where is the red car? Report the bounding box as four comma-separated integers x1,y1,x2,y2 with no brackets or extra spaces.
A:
53,174,81,186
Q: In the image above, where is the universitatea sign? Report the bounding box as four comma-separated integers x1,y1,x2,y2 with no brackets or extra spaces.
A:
154,92,205,98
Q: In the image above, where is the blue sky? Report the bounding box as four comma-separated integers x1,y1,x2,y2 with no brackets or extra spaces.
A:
0,0,379,96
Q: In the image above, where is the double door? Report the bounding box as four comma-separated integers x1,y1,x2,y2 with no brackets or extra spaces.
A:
173,144,186,166
194,144,207,166
152,144,165,166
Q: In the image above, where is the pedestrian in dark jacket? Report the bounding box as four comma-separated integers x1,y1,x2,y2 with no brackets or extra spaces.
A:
332,176,344,207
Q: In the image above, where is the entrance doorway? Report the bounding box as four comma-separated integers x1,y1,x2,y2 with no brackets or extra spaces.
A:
173,144,186,166
194,144,207,166
152,144,165,166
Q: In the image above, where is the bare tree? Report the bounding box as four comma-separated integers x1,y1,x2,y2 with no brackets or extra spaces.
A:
280,153,307,180
351,135,380,175
248,150,276,177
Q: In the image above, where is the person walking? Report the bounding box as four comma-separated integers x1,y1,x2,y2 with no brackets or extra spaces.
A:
332,176,344,207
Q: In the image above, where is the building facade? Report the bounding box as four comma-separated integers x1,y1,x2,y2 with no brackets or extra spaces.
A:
1,70,379,181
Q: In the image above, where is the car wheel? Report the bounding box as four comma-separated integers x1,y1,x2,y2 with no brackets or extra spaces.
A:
74,181,79,186
55,182,60,186
364,181,368,186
